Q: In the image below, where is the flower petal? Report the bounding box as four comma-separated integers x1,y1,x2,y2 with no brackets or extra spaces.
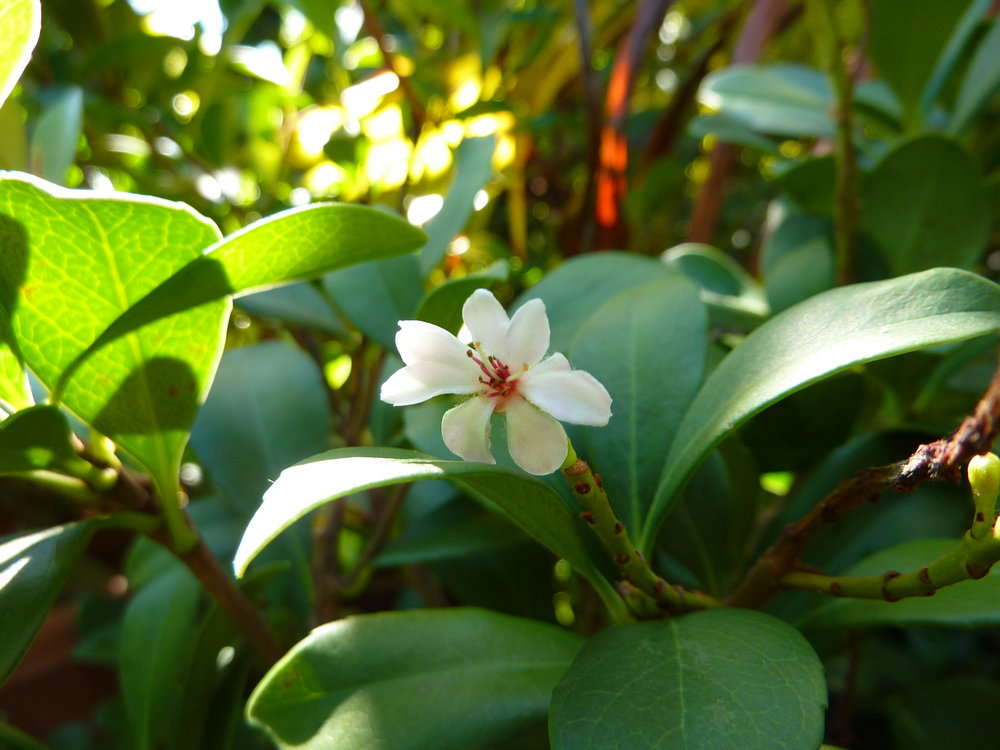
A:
396,320,479,378
441,395,496,464
462,289,509,359
505,299,550,369
529,352,571,377
503,396,568,475
380,362,479,406
519,366,612,426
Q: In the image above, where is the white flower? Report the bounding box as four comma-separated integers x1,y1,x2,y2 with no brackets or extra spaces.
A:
380,289,612,475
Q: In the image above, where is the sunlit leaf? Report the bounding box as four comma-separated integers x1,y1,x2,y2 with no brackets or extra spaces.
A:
0,0,40,108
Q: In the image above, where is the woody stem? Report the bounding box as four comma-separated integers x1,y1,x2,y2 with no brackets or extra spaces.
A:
560,441,720,615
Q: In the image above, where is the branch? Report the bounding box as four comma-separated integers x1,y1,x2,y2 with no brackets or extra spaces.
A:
729,354,1000,608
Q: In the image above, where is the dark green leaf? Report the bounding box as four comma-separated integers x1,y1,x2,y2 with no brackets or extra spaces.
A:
661,243,768,327
549,609,827,750
232,447,624,618
415,260,508,333
247,608,582,750
119,567,202,750
0,521,99,682
800,539,1000,630
375,506,526,567
643,269,1000,553
568,276,707,531
951,19,1000,133
920,0,992,116
323,255,424,349
236,282,344,335
0,0,40,108
861,136,990,275
887,677,1000,750
419,135,496,273
0,405,81,474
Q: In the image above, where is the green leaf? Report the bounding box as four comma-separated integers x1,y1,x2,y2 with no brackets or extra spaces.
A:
643,268,1000,554
247,608,582,750
0,405,82,474
0,521,100,682
415,259,508,333
516,252,670,353
920,0,993,117
0,722,49,750
0,341,31,411
549,609,827,750
28,86,83,185
78,202,426,361
761,211,834,314
568,276,707,532
868,0,969,124
119,567,202,750
233,447,622,617
418,135,496,274
0,173,225,539
661,243,768,327
951,19,1000,133
688,113,780,154
323,255,424,349
698,64,834,138
799,539,1000,630
0,0,40,109
236,281,344,335
861,136,990,276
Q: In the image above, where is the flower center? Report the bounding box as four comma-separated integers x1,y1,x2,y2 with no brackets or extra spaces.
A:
467,346,518,402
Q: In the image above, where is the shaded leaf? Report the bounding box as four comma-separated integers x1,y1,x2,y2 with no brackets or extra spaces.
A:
549,609,827,750
951,19,1000,133
247,608,581,750
643,269,1000,553
236,282,344,335
0,405,83,475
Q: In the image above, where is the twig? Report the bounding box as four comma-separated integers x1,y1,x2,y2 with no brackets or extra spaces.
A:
571,0,601,255
812,0,858,283
729,354,1000,608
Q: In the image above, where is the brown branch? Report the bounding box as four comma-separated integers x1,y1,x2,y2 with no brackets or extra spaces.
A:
685,0,793,243
571,0,602,255
594,0,674,250
729,354,1000,608
359,1,425,137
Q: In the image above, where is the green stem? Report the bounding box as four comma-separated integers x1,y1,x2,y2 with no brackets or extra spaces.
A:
13,469,101,503
561,441,721,615
812,0,858,284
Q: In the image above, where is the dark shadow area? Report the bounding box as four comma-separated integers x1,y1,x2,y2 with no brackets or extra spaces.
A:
0,214,29,364
92,356,200,437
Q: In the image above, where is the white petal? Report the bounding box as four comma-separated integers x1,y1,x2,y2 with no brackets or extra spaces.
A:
462,289,509,359
503,396,568,475
519,366,612,426
441,396,496,464
380,362,479,406
396,320,479,379
505,299,550,369
529,352,571,377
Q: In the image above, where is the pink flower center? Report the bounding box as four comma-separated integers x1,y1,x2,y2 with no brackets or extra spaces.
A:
467,347,518,404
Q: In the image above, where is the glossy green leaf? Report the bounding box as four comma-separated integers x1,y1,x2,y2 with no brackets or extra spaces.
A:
761,211,833,314
236,281,344,335
568,276,707,532
323,254,423,349
0,172,226,519
516,252,670,352
861,136,990,276
661,243,768,327
28,86,83,185
698,64,833,138
79,202,425,361
415,259,508,332
418,135,495,274
0,405,82,474
800,539,1000,630
868,0,969,123
0,0,40,108
119,566,202,750
233,447,622,617
951,19,1000,133
247,608,582,750
549,609,827,750
0,521,100,682
643,269,1000,553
